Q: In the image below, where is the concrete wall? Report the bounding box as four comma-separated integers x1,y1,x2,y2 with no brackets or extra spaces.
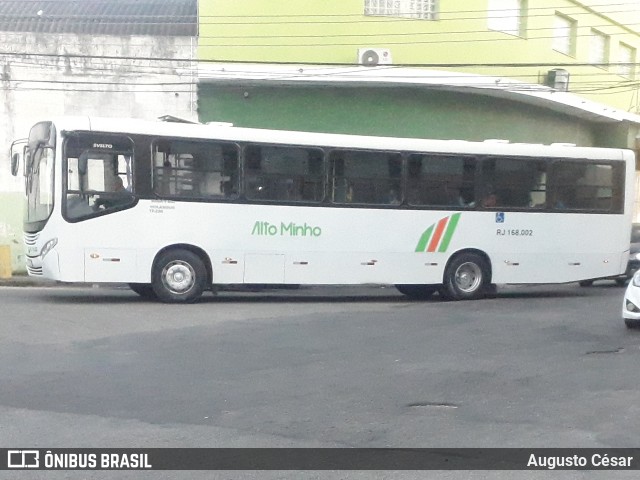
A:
198,84,598,145
0,32,198,272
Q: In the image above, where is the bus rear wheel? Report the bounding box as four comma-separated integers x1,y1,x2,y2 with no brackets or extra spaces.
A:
441,252,490,301
152,249,207,303
395,284,436,300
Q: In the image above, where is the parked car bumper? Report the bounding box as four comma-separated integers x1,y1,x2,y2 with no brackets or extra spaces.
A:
623,273,640,327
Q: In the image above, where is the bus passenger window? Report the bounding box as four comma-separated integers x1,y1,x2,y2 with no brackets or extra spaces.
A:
407,154,475,207
152,140,239,200
481,157,547,209
550,162,621,212
243,145,323,203
330,150,401,205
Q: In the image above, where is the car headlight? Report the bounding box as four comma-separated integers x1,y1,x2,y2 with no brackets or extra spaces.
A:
634,253,640,261
40,238,58,259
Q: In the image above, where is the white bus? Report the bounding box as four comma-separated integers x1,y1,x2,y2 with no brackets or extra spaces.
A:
10,116,635,303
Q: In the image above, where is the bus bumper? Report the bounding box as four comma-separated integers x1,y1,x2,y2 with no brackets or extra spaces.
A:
26,251,60,280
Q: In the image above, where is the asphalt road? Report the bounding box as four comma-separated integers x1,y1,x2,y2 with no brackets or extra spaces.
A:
1,282,639,479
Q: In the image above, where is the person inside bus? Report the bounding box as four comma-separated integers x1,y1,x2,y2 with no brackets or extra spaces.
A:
113,175,129,192
93,175,132,210
387,188,401,205
552,186,578,210
481,190,499,208
220,179,237,198
458,186,476,207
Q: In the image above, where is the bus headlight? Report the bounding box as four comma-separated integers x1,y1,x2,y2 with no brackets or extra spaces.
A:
40,238,58,259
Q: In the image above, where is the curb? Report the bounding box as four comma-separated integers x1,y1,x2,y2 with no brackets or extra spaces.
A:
0,277,128,288
0,276,59,287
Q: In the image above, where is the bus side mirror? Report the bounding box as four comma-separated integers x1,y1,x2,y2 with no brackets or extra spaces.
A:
9,138,27,176
10,152,19,176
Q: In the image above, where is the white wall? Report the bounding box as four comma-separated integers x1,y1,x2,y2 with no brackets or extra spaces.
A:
0,32,198,272
635,173,640,224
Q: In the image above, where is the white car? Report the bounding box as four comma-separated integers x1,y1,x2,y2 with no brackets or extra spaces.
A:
623,271,640,328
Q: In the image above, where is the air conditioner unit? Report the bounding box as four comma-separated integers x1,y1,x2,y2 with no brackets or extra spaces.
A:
546,68,570,92
357,48,392,66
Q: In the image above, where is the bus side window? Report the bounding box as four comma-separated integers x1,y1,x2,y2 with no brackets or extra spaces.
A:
152,140,239,200
330,150,400,205
407,154,473,207
550,162,620,212
482,157,546,209
244,145,323,203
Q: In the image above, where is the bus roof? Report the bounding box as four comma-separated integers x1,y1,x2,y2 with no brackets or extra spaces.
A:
51,116,632,161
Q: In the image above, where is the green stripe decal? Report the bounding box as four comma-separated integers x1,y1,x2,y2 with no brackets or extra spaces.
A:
438,212,461,252
415,225,434,252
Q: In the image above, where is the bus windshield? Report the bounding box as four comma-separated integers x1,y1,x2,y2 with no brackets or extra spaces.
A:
24,122,56,229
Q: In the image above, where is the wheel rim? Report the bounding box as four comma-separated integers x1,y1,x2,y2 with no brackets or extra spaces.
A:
454,262,482,293
161,260,196,295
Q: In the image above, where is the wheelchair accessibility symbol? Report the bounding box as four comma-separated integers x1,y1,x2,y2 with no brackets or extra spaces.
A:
495,212,505,223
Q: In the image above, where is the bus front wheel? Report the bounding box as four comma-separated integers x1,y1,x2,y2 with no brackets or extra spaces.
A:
152,249,207,303
441,252,490,301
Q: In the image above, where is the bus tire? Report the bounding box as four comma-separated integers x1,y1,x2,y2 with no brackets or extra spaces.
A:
128,283,157,299
152,249,207,303
441,252,490,301
395,284,436,299
625,318,640,329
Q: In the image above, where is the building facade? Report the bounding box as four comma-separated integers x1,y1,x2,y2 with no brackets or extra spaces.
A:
196,0,640,144
196,0,640,217
198,0,640,114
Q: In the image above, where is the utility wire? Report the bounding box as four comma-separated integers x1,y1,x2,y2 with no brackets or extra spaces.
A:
4,58,636,89
3,8,632,23
194,30,640,46
3,50,640,68
0,25,638,51
2,67,639,95
197,23,640,40
2,2,638,25
2,52,640,91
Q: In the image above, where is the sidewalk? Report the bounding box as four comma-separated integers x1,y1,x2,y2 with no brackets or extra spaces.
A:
0,273,60,287
0,274,128,289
